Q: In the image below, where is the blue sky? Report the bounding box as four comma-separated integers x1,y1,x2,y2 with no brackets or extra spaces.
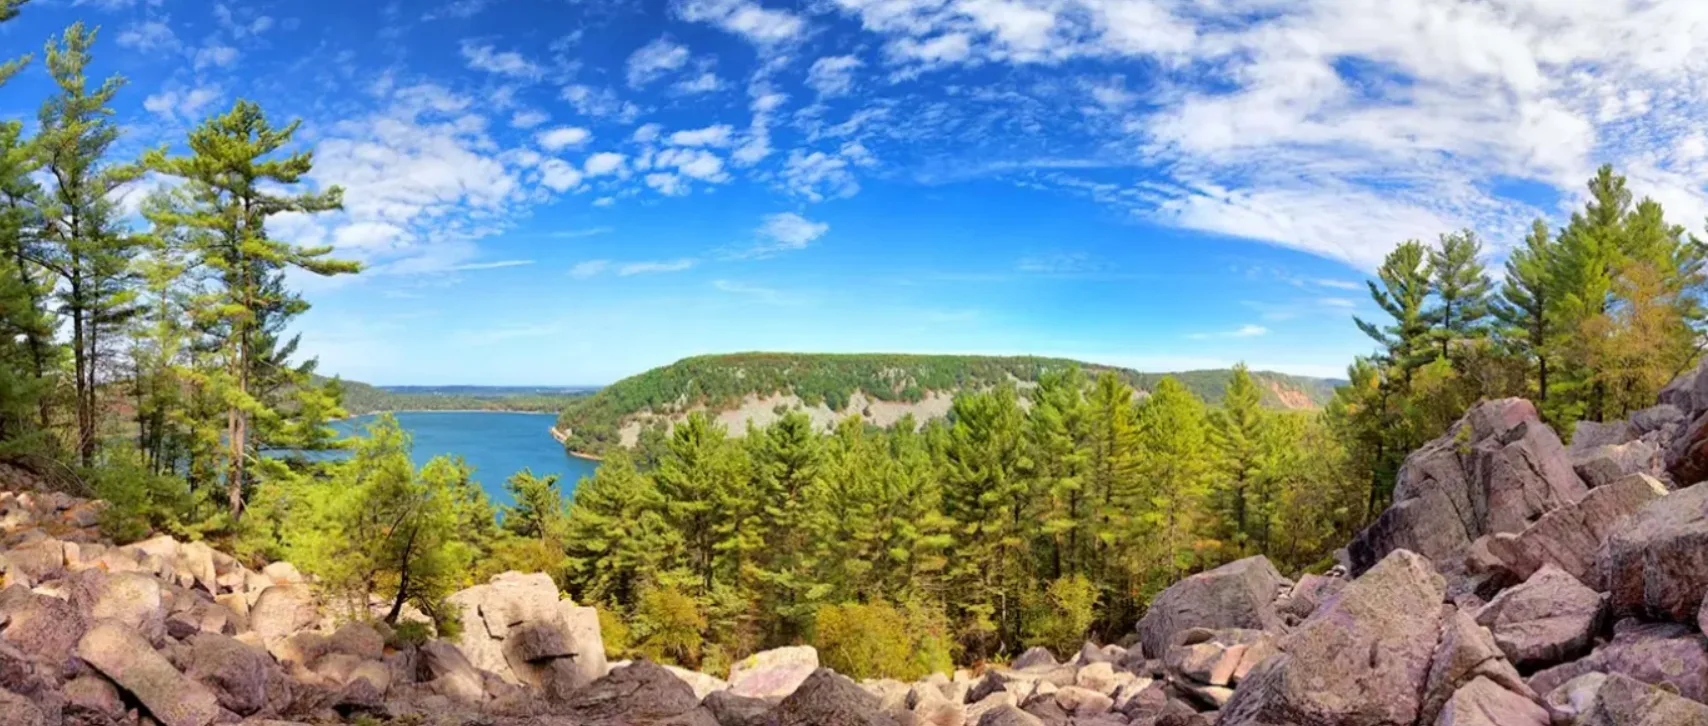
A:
6,0,1707,385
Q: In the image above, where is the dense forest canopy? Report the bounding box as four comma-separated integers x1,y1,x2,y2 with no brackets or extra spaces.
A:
554,352,1340,453
329,377,591,416
2,2,1707,682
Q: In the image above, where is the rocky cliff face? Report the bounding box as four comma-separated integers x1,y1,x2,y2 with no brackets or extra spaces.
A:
10,364,1708,725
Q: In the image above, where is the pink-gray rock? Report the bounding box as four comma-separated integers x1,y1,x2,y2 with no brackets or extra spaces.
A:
1419,611,1532,726
765,668,898,726
1433,676,1548,726
1274,573,1345,624
63,673,129,726
2,592,86,671
0,686,47,726
417,640,486,703
1473,565,1604,670
1217,549,1447,726
77,621,223,726
1134,555,1286,658
706,689,772,726
1349,400,1586,575
729,645,819,699
1567,672,1708,726
1011,646,1057,670
977,703,1044,726
1474,474,1666,587
185,631,293,717
248,584,318,640
1526,620,1708,704
328,621,384,661
1601,479,1708,623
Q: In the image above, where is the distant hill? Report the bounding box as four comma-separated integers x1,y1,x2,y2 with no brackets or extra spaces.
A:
554,353,1342,453
328,378,594,415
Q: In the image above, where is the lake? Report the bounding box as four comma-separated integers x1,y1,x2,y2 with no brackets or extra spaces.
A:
330,411,599,508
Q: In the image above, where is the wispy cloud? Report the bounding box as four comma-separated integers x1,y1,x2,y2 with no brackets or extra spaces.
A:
551,227,614,239
451,260,534,271
620,259,696,276
1187,325,1269,341
713,279,792,304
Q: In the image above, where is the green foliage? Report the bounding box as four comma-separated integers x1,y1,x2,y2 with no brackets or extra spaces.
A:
1024,576,1098,657
91,449,198,544
331,377,588,415
813,602,915,680
597,605,633,660
555,353,1338,454
388,620,434,649
632,583,708,667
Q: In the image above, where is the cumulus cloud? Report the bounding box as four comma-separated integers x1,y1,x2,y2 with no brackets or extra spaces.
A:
674,0,805,47
627,37,691,87
537,126,592,151
193,43,239,70
584,152,627,177
668,125,735,147
782,150,859,202
808,55,863,96
461,41,542,79
746,212,829,256
510,110,549,128
143,86,221,122
655,148,730,183
116,21,178,52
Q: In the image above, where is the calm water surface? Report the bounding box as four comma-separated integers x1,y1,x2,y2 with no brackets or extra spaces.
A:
331,411,598,508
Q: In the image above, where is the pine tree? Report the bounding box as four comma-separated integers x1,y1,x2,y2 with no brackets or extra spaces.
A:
1132,377,1212,587
651,412,747,595
502,469,567,542
31,23,144,467
1027,367,1091,579
1355,240,1432,378
1550,165,1633,422
563,452,681,607
937,385,1032,656
143,100,358,516
1495,220,1556,411
1084,371,1139,613
747,411,824,643
1208,364,1266,559
0,115,54,452
1424,230,1494,361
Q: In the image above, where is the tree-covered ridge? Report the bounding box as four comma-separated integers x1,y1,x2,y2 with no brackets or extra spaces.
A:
555,352,1340,452
328,377,591,416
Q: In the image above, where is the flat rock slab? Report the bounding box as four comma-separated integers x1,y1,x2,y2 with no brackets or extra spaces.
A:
1474,565,1604,670
77,621,222,726
1435,676,1548,726
1134,555,1286,659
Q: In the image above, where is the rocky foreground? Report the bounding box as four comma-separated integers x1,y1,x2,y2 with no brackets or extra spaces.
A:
14,368,1708,725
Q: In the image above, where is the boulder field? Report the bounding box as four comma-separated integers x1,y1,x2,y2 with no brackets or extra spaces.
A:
13,364,1708,725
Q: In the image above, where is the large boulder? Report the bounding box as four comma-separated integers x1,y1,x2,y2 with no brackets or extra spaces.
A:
417,639,486,703
249,584,319,640
1573,439,1664,490
1348,399,1586,575
763,668,899,726
1419,611,1532,726
562,660,718,726
1217,549,1447,726
185,631,293,717
1433,676,1548,726
705,689,772,726
77,621,224,726
1526,620,1708,705
1558,672,1708,726
1,591,86,671
1134,555,1286,658
444,571,606,688
729,645,819,699
1472,565,1604,670
1473,473,1666,587
88,571,164,629
0,687,47,726
1600,479,1708,623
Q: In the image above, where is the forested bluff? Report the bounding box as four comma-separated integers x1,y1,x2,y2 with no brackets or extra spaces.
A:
6,4,1708,726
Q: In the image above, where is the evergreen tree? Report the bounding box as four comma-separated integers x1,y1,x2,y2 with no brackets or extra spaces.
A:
1132,377,1212,587
1355,240,1432,378
1208,364,1266,559
652,412,747,595
502,469,567,542
1495,220,1556,412
1550,165,1633,422
31,23,144,467
563,452,681,607
1028,367,1091,579
747,411,824,643
143,100,357,517
1424,230,1494,361
937,385,1031,657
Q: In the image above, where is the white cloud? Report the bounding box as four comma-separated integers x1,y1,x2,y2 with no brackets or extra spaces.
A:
561,85,642,122
193,43,239,70
627,37,691,87
674,0,805,47
116,21,178,52
461,41,542,79
619,259,696,275
537,126,592,151
808,55,863,96
674,72,726,94
1187,325,1270,340
570,260,611,278
452,259,534,271
749,212,828,255
335,221,408,249
539,158,584,191
424,0,496,20
713,279,788,304
655,148,729,182
143,86,221,122
782,150,859,202
646,173,687,196
668,125,735,147
510,110,549,129
584,152,627,177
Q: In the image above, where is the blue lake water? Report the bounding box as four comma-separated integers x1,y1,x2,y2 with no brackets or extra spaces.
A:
330,412,598,508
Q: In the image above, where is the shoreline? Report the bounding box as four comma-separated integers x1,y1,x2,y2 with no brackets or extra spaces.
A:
550,425,605,462
338,409,562,420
